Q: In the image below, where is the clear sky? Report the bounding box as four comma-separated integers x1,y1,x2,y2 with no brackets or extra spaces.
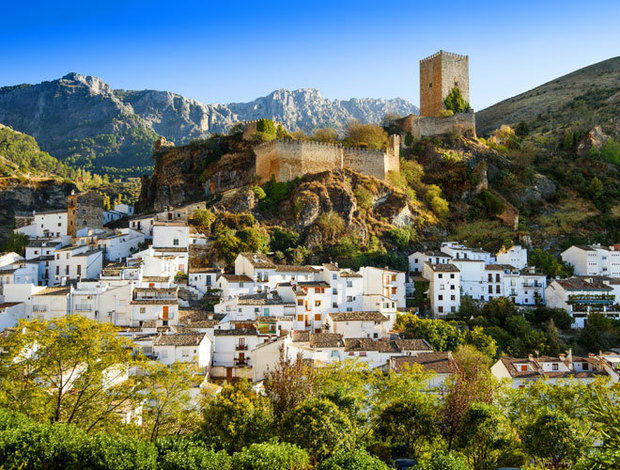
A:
2,0,618,109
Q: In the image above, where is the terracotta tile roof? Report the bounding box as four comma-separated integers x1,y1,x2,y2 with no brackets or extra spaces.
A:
130,299,178,305
0,302,21,309
188,267,222,273
33,286,71,296
391,352,458,374
153,247,188,253
339,270,362,278
134,287,177,294
221,274,253,283
238,293,295,306
292,330,310,342
393,339,434,351
141,276,170,282
239,252,276,268
329,311,388,322
297,281,331,288
344,338,431,353
322,263,339,271
425,262,460,272
214,328,258,336
485,264,517,271
556,278,612,291
275,264,318,272
309,332,344,348
154,332,206,346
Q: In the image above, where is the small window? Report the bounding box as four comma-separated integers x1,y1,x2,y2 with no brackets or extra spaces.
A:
315,300,321,307
297,299,303,306
438,295,443,300
429,82,432,88
450,274,455,279
438,274,443,279
173,239,179,246
552,363,558,371
438,306,443,313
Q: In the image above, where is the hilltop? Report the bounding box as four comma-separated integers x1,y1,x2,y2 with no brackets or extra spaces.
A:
476,56,619,136
0,74,417,178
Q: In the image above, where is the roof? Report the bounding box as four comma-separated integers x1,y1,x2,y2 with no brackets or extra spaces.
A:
345,338,433,353
153,247,188,253
130,299,178,305
297,281,331,288
498,356,608,379
556,278,613,292
340,270,363,278
221,274,253,283
322,263,339,271
275,264,318,273
391,352,459,374
188,267,221,274
154,332,206,346
239,252,276,269
485,264,517,271
573,244,597,252
141,276,170,282
237,293,295,306
134,287,177,294
0,302,21,309
214,328,258,336
310,332,344,348
425,262,460,273
292,330,310,342
32,286,71,296
329,311,388,322
27,240,62,248
423,251,451,257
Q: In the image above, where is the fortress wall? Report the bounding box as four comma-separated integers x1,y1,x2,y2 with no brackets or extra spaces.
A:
343,147,388,180
400,112,476,141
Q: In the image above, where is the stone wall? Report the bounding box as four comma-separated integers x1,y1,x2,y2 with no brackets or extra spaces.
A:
255,136,399,183
398,112,476,140
419,51,469,117
68,190,104,235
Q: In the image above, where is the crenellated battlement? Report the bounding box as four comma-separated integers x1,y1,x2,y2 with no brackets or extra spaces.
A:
420,50,468,63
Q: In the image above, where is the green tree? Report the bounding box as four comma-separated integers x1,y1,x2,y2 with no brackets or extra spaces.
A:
254,119,277,142
264,355,316,421
443,87,470,114
416,451,469,470
270,228,300,252
317,449,390,470
313,128,339,143
156,437,231,470
1,232,29,256
373,395,437,458
212,228,242,265
578,312,618,353
280,398,354,463
394,315,463,351
139,362,200,442
103,193,111,211
231,441,310,470
522,411,587,470
200,381,274,453
191,209,215,228
343,121,388,150
0,317,142,431
587,176,604,202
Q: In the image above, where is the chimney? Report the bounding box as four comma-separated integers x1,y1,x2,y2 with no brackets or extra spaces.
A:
567,348,573,363
527,353,533,362
447,351,453,360
559,353,566,361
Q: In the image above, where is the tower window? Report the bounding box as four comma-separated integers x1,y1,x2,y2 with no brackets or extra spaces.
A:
429,83,432,88
454,81,459,87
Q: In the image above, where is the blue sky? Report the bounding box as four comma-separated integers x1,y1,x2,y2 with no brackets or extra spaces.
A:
2,0,618,109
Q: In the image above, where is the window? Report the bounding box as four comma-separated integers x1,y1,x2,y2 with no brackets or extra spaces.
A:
297,315,304,321
391,274,396,282
450,284,455,290
451,295,455,300
346,281,352,287
332,302,338,308
297,299,303,306
173,239,179,246
429,82,432,88
488,273,493,282
140,307,146,314
77,265,81,276
438,306,443,313
496,274,500,282
332,274,337,280
582,363,589,370
438,274,443,279
414,258,418,263
332,288,337,294
438,295,443,300
552,363,558,371
314,314,321,321
451,306,456,312
450,273,455,279
488,285,493,294
496,285,501,294
315,300,321,307
520,365,527,372
346,295,353,302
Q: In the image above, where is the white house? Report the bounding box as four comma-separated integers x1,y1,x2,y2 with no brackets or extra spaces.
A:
388,352,459,388
153,222,190,249
496,245,528,270
0,301,26,331
561,244,620,277
114,203,134,217
96,229,146,261
16,210,67,239
441,241,494,263
128,215,154,238
545,278,618,328
325,311,390,339
30,286,72,320
49,246,103,285
0,252,23,267
212,327,267,370
218,274,256,298
408,251,452,274
24,240,62,261
359,266,406,309
130,287,179,327
187,267,222,295
0,261,38,286
491,353,613,387
153,332,212,370
422,262,460,316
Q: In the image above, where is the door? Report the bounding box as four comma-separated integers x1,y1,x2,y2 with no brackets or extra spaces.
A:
162,306,169,320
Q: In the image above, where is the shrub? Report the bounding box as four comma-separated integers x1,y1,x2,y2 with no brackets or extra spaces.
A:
252,186,267,200
157,437,231,470
254,119,276,142
386,227,411,249
1,232,29,256
313,128,339,143
270,228,300,252
353,187,374,210
443,87,470,114
477,190,505,216
404,132,414,146
317,449,389,470
343,121,388,150
191,209,215,228
315,212,346,242
232,441,310,470
600,138,620,165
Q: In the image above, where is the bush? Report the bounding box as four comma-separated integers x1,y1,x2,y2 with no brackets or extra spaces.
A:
416,451,469,470
252,186,267,200
280,398,355,462
259,176,296,213
232,441,310,470
600,138,620,165
317,449,390,470
354,187,374,210
270,228,300,252
254,119,276,142
477,190,505,216
157,437,231,470
1,232,29,256
386,227,411,249
191,209,215,228
443,87,470,114
343,121,388,150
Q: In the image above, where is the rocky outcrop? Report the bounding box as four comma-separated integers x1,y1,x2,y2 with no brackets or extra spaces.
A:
0,73,418,174
0,178,77,243
576,126,611,155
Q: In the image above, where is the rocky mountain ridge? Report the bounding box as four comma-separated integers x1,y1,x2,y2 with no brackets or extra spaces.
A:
0,73,418,176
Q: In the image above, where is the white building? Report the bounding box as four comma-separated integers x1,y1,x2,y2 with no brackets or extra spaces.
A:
16,210,67,239
408,251,451,274
153,222,190,249
388,352,459,388
187,267,221,295
24,240,62,261
325,311,390,339
422,262,460,316
30,286,72,320
114,203,134,217
496,245,528,270
491,353,614,387
359,266,406,309
561,244,620,277
545,278,618,328
0,301,26,331
153,332,212,370
130,287,179,327
129,215,154,238
96,229,146,261
441,241,495,263
50,246,103,285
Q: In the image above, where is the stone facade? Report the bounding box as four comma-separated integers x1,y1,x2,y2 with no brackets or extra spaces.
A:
397,111,476,140
67,191,104,236
253,135,400,183
420,50,469,117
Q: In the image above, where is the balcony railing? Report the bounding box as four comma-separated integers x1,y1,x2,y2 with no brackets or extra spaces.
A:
235,359,249,367
236,344,248,351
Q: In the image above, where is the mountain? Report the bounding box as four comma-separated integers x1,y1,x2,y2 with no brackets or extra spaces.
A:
0,74,418,178
476,57,620,135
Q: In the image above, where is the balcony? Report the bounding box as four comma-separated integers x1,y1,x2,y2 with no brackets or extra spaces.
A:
235,359,249,367
236,344,248,351
568,294,614,305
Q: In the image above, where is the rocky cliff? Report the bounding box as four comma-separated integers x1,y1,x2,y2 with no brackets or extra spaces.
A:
0,74,417,177
0,178,77,243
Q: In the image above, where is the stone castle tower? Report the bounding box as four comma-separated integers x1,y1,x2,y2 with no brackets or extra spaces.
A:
419,50,469,117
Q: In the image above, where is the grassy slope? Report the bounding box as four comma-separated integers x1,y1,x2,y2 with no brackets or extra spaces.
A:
476,57,619,135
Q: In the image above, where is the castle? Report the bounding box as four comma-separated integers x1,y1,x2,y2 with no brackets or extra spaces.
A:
204,50,475,193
